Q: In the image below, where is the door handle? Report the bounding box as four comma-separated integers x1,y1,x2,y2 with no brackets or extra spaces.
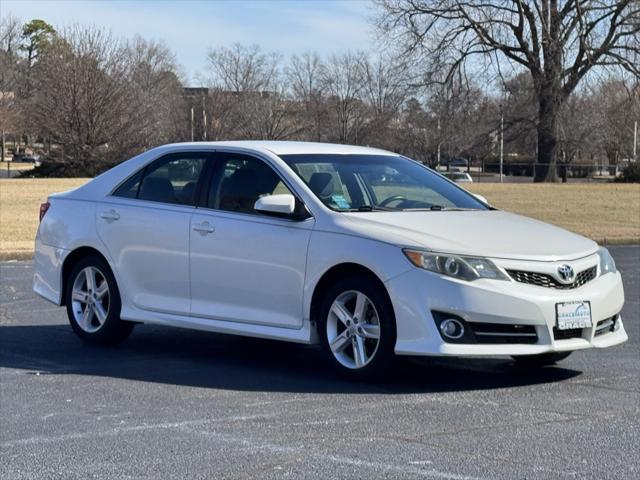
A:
100,209,120,222
192,222,215,234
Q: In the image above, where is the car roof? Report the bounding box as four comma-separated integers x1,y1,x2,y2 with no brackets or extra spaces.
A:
161,141,396,157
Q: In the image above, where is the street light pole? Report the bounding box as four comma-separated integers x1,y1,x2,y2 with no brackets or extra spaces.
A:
190,107,194,142
500,113,504,183
202,96,207,141
437,118,441,167
634,120,637,161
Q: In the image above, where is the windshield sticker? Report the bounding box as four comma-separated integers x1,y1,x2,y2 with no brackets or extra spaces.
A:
331,195,351,209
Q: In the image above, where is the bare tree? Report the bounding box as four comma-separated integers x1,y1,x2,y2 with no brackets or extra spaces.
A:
426,81,491,161
206,43,279,93
0,15,23,159
201,88,235,141
357,54,410,147
205,43,301,140
321,52,367,143
234,90,304,140
376,0,640,181
32,26,137,172
287,52,327,140
397,97,433,163
590,78,640,164
501,73,538,158
125,36,185,148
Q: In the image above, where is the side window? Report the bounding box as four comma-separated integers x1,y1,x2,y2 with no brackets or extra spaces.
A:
114,153,208,206
208,154,293,214
113,170,143,199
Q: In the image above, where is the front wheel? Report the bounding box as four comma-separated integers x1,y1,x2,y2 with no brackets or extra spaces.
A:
512,351,572,367
65,255,134,345
318,276,396,380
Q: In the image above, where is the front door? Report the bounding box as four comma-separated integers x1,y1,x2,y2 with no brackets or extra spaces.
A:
189,152,314,328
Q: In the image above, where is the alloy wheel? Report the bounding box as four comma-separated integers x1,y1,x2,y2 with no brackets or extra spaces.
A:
326,290,381,369
71,266,110,333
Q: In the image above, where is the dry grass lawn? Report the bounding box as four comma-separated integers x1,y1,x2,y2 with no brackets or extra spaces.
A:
0,161,37,172
0,178,638,259
1,178,88,258
467,183,640,245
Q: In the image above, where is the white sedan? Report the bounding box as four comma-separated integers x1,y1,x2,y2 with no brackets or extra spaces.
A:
34,141,627,378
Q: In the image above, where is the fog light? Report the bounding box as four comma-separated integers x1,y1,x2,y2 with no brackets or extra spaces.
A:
439,318,464,339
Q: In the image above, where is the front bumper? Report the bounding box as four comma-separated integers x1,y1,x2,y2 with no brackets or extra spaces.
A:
385,265,627,357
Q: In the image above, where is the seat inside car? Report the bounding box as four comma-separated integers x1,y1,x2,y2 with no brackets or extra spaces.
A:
308,172,336,202
139,177,176,203
219,169,260,212
178,181,197,204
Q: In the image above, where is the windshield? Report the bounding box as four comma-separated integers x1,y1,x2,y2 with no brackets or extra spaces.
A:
280,154,488,212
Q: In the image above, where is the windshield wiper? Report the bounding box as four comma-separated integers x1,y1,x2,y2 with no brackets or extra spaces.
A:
335,205,394,212
357,205,394,212
402,206,481,212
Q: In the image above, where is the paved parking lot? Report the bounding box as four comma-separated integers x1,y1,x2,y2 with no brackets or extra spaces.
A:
1,246,638,479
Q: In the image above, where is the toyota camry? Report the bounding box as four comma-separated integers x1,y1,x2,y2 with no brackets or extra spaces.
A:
33,141,627,378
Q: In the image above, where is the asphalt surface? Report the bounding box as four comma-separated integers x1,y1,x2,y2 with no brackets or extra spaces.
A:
1,246,638,479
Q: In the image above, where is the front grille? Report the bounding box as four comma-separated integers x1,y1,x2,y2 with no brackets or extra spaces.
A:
553,327,583,340
594,315,617,337
468,322,538,344
507,266,597,290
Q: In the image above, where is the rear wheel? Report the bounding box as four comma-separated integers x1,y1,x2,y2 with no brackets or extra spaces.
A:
65,255,134,345
512,351,572,367
318,276,396,380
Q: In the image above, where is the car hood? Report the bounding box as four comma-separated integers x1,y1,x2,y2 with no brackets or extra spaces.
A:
338,210,598,261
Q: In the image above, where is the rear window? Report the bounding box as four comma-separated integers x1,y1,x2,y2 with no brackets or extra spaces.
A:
113,153,209,206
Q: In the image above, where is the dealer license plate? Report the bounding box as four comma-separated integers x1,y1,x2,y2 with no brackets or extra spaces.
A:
556,301,592,330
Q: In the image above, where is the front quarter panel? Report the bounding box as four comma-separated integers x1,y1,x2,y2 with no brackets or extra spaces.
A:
304,230,412,321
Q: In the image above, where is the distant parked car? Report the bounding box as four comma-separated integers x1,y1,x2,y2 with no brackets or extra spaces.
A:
22,154,41,163
443,171,473,183
12,152,40,163
447,157,469,168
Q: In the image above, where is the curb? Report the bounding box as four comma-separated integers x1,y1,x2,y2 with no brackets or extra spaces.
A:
0,251,37,261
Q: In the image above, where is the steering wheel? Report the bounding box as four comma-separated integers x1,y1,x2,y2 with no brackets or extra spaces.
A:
379,195,406,207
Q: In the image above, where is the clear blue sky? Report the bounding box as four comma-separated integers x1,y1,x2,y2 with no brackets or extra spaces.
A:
2,0,376,83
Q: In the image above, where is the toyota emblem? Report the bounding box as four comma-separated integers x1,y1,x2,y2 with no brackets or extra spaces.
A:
557,264,576,283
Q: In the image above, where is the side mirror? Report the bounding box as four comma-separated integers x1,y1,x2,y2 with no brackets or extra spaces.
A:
473,193,489,205
254,194,296,216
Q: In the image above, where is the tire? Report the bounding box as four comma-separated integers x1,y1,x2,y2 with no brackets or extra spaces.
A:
65,254,134,345
512,351,572,367
318,275,396,380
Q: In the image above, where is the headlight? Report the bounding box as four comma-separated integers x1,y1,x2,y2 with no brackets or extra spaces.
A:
597,247,616,275
403,249,509,281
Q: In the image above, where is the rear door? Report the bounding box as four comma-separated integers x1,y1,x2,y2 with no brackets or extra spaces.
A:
189,151,314,328
96,151,211,316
